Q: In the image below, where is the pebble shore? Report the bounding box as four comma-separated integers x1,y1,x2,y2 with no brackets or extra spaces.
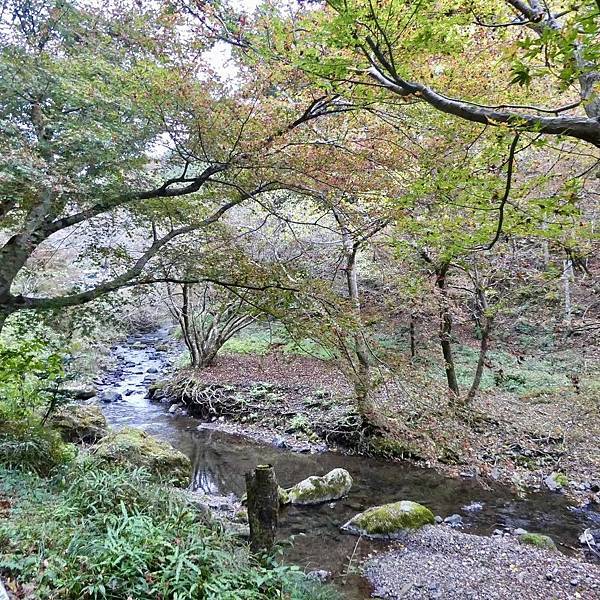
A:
365,525,600,599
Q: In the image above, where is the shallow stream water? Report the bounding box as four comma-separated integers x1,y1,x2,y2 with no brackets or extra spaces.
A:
99,329,598,598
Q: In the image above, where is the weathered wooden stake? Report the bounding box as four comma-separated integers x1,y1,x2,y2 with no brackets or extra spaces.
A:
245,464,279,554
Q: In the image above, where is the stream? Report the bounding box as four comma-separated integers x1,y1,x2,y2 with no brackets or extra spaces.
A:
97,329,598,598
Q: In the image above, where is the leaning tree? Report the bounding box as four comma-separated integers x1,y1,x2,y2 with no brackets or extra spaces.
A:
0,0,348,332
278,0,600,147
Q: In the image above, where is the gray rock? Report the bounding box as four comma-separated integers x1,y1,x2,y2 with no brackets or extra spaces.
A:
273,437,287,448
513,528,528,536
435,515,444,524
0,578,9,600
444,514,463,527
147,367,158,374
49,403,108,443
342,500,435,538
306,570,332,583
287,468,353,505
59,384,97,400
580,529,600,547
462,501,484,512
100,391,122,403
544,472,567,492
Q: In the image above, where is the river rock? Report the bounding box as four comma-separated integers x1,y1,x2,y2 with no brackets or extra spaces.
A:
286,468,353,505
306,570,332,583
147,366,158,374
92,427,191,486
341,500,435,537
580,528,600,548
517,532,557,551
59,383,97,400
444,514,463,527
544,472,567,492
49,403,107,443
99,391,122,404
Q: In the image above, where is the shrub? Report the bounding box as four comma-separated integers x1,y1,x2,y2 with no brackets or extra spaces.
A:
0,338,74,475
0,413,75,475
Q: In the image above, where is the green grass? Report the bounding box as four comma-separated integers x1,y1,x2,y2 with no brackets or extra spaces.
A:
0,457,338,600
371,330,579,398
222,326,335,360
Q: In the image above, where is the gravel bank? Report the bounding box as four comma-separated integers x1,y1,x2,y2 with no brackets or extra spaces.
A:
364,526,600,599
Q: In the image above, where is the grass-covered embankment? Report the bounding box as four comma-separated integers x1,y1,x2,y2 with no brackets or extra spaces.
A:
0,456,337,599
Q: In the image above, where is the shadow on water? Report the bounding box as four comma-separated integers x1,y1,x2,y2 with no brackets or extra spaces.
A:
101,330,598,599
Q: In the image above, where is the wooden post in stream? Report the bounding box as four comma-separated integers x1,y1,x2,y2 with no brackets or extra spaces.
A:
245,464,279,554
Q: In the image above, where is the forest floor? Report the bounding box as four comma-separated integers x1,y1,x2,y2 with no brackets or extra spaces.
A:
162,350,600,508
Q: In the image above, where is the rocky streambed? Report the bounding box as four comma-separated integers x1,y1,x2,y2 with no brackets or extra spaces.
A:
91,329,599,599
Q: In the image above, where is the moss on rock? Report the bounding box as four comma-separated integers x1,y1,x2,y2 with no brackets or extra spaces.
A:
286,468,353,505
518,532,557,551
93,427,190,486
342,500,435,537
369,437,424,460
50,403,108,443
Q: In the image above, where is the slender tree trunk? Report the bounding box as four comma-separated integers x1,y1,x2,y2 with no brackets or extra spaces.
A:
179,284,200,367
465,316,493,404
436,264,460,397
0,307,10,334
339,222,376,424
245,464,279,555
563,258,574,329
409,314,416,360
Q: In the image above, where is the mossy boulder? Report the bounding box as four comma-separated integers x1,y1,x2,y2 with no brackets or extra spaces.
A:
49,403,107,443
93,427,191,486
286,468,353,505
342,500,435,538
518,532,557,551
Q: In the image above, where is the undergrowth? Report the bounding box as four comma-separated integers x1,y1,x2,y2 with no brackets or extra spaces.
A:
0,457,337,600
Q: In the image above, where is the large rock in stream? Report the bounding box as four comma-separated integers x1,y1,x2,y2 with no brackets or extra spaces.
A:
49,403,108,443
93,427,191,486
285,468,353,505
342,500,435,538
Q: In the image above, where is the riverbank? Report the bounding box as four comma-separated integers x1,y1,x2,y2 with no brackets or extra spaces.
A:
17,327,597,600
364,525,600,600
0,459,336,600
155,349,599,509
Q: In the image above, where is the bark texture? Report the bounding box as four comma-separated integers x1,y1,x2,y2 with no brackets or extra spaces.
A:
245,464,279,555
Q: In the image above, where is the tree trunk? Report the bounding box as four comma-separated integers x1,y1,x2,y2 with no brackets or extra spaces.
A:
465,316,493,404
436,264,460,397
409,315,416,360
563,258,574,329
245,464,279,555
344,233,375,424
0,307,10,334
